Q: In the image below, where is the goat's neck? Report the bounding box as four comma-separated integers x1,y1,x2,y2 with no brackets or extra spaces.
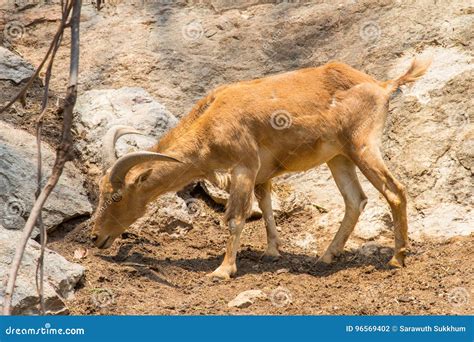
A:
134,160,202,204
133,130,211,204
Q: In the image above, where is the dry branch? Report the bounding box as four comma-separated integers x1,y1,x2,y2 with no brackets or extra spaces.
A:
34,0,71,315
2,0,82,315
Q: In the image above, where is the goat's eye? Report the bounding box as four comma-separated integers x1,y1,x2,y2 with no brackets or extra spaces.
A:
112,193,122,202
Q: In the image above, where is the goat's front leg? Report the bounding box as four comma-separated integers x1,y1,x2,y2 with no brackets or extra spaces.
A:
208,166,256,280
255,181,281,258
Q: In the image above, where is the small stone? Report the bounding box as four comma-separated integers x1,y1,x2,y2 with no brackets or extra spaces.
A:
364,265,376,274
276,268,289,274
227,290,266,308
398,296,414,303
73,247,88,260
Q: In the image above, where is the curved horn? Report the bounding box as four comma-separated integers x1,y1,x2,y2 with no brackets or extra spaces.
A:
109,151,182,187
102,125,144,168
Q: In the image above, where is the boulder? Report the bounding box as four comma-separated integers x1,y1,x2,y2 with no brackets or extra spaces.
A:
0,47,34,84
136,193,195,237
0,121,92,237
73,87,178,172
201,179,282,219
0,229,84,315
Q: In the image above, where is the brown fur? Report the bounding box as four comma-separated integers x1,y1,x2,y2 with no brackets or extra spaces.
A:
91,58,430,279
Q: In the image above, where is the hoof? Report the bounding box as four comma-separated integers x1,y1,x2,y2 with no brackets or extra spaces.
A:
265,247,281,257
207,265,236,280
317,251,335,264
261,254,280,263
261,247,281,262
388,252,406,268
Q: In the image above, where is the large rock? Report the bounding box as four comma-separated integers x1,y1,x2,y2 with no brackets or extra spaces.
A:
0,122,92,236
201,179,275,219
0,229,84,315
73,87,179,171
0,47,34,84
136,193,195,237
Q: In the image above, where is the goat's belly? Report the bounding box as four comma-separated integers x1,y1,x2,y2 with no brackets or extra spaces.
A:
257,141,340,182
280,141,340,172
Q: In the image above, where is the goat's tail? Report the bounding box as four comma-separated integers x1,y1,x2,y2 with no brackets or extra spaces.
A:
383,57,432,94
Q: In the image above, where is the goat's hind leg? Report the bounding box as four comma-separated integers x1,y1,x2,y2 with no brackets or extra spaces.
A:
208,166,256,280
319,155,367,264
348,146,409,268
255,181,281,258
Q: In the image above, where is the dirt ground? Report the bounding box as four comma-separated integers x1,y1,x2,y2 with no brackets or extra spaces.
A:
48,194,473,315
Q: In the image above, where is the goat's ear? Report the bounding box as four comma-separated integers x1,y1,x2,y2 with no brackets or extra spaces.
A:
133,168,153,186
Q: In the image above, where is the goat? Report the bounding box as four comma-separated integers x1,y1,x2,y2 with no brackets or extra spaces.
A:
91,58,431,279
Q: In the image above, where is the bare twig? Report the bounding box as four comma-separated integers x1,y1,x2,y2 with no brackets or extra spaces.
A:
34,0,69,315
2,0,82,315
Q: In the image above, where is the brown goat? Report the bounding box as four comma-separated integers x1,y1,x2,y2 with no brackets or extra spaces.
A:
91,58,431,279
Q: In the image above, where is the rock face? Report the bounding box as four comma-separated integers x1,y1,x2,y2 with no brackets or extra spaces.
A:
0,229,85,315
73,87,178,173
58,0,471,242
0,47,34,84
6,1,473,246
0,121,92,236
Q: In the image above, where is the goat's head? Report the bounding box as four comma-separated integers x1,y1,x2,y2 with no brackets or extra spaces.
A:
91,126,181,249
